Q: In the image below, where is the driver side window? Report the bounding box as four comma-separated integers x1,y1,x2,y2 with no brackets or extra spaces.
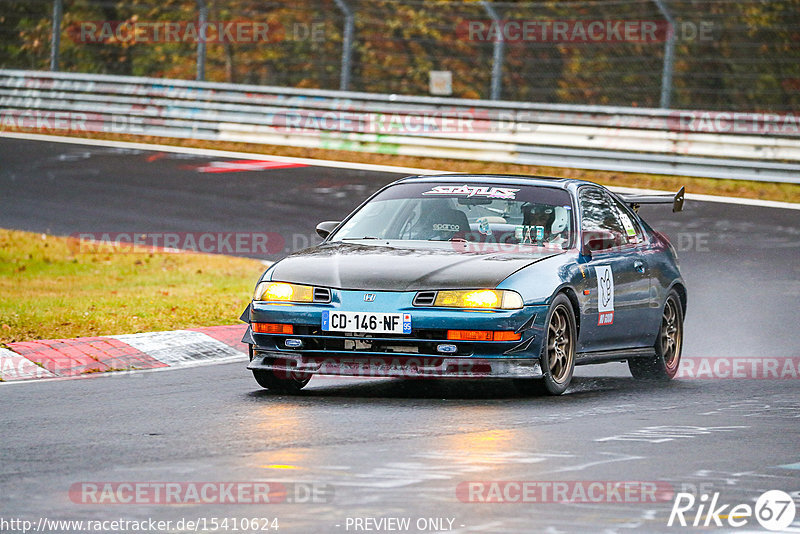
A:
579,188,629,248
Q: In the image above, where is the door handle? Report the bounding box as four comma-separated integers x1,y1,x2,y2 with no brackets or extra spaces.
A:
634,260,646,273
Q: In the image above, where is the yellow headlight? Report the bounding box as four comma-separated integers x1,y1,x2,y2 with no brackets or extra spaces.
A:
433,289,523,309
254,282,314,302
463,290,501,308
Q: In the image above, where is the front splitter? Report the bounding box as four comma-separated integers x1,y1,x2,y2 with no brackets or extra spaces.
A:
247,352,543,379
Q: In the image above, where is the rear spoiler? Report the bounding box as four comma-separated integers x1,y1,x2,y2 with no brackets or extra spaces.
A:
618,186,685,213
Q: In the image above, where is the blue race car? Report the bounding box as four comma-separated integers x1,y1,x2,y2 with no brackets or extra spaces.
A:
241,174,686,395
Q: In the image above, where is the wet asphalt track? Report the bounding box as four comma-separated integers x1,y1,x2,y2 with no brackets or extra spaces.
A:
1,137,799,533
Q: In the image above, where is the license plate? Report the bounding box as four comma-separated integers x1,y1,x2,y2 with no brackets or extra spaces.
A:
322,311,411,334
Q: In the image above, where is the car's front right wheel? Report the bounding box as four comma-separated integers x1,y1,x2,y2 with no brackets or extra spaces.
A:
515,293,576,396
252,369,311,393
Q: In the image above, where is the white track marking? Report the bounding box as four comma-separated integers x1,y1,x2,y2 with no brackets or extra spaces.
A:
0,347,57,380
0,132,446,175
2,131,798,210
110,330,244,367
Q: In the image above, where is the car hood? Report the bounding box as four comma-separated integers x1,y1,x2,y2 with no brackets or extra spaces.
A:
268,241,565,291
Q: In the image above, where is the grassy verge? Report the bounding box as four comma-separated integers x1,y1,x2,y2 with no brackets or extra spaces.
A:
4,127,799,203
0,229,265,344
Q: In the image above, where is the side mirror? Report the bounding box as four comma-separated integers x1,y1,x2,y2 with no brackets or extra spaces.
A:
582,230,617,255
315,221,341,239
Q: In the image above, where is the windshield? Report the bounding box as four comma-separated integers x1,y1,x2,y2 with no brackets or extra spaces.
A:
331,182,574,249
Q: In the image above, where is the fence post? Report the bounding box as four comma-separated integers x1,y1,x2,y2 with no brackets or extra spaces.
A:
333,0,354,91
481,0,504,101
50,0,63,71
653,0,675,108
196,0,208,81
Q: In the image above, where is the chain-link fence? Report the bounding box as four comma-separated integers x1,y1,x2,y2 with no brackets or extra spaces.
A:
1,0,798,111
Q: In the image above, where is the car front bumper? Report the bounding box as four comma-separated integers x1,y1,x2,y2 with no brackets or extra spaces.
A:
247,352,543,379
243,289,548,379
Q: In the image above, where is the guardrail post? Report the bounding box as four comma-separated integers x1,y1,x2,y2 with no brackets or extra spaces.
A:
481,1,504,101
50,0,63,71
333,0,354,91
653,0,675,108
196,0,208,81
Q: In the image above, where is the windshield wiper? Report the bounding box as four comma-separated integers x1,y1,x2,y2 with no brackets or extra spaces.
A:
341,236,380,240
428,237,467,242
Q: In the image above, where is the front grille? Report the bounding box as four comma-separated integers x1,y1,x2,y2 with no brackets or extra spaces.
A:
274,326,472,356
297,326,448,341
313,287,332,303
314,337,469,356
413,291,437,306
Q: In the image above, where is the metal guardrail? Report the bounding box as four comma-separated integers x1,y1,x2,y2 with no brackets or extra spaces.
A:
1,70,798,184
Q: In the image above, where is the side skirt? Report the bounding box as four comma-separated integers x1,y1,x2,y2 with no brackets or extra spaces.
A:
575,347,655,365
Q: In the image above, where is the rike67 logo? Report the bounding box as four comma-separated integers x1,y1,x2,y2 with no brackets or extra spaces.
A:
668,490,796,531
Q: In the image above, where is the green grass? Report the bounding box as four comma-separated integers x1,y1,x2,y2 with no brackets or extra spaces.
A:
0,229,266,343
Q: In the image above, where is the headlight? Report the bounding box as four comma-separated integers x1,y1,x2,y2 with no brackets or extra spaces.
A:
433,289,523,309
254,281,314,302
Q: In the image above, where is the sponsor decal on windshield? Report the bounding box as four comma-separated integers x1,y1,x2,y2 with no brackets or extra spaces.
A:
422,185,519,199
476,217,492,236
515,225,545,244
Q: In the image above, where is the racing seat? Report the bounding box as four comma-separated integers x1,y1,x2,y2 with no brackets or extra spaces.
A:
413,208,470,240
550,206,569,238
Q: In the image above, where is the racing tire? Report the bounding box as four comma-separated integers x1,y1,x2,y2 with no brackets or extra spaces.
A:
515,293,576,396
629,290,683,381
252,369,311,393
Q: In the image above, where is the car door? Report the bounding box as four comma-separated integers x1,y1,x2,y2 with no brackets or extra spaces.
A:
607,191,662,345
577,186,653,352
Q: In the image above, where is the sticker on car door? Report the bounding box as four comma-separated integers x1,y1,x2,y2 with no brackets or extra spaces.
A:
595,265,615,326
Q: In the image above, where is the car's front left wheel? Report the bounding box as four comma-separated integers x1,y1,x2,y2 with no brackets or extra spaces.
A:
252,370,311,393
516,293,576,396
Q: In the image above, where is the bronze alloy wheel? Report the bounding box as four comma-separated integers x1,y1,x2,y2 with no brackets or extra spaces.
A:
516,293,576,396
660,296,682,373
547,303,575,384
629,290,684,380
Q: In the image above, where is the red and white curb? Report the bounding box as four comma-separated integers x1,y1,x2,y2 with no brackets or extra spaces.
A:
191,159,308,173
0,324,247,383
